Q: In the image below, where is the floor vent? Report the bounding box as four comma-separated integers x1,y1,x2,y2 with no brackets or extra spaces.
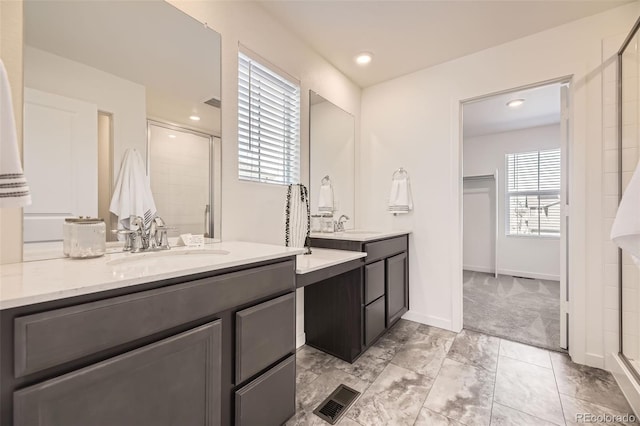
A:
313,384,360,425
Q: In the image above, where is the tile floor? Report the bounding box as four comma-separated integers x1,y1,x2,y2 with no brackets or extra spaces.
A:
288,319,637,426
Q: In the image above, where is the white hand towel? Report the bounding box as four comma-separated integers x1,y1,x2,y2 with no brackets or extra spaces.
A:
318,183,334,213
388,176,413,214
109,148,157,230
0,59,31,208
611,161,640,265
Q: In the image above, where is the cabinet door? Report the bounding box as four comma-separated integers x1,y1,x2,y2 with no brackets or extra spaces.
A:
386,252,408,325
14,321,222,426
365,296,386,346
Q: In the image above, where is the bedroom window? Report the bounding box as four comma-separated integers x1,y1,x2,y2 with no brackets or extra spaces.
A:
506,148,561,237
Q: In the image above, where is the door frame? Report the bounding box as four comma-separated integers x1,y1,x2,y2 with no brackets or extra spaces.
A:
456,76,573,350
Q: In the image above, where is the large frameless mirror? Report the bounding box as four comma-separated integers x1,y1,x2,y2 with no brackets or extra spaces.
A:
308,90,355,229
22,1,221,261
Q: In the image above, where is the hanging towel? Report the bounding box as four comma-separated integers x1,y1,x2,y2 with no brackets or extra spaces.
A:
285,184,311,252
0,59,31,208
318,181,334,213
611,161,640,265
388,175,413,214
109,148,157,230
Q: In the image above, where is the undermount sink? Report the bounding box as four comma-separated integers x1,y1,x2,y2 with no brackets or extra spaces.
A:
107,248,230,266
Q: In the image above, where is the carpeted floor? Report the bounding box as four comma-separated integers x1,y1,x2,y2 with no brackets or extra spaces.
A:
463,270,561,350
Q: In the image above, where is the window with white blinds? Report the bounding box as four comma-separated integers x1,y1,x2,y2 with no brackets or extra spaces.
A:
506,148,561,237
238,52,300,185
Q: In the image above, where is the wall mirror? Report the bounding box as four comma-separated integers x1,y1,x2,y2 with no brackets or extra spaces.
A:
22,1,221,261
309,90,355,228
618,18,640,379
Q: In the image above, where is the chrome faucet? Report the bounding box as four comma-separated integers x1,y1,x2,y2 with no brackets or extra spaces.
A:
123,216,171,253
334,215,350,232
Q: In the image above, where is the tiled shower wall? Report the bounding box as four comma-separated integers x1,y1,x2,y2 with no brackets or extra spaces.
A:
603,33,640,363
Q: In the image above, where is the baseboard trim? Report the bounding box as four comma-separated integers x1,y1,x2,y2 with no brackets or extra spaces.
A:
611,353,640,418
402,311,456,332
296,332,306,349
463,265,560,281
583,352,605,369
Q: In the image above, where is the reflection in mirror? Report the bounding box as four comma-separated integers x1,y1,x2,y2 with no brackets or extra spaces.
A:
22,1,221,261
309,91,355,229
619,23,640,377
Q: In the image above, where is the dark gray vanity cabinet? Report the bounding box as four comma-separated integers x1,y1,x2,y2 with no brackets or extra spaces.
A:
307,233,409,362
1,257,297,426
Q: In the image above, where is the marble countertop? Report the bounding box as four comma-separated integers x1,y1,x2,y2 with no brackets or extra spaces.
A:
0,241,304,310
310,229,410,242
296,248,367,275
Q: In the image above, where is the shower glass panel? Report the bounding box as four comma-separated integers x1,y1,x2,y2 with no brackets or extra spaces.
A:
148,121,214,237
620,19,640,376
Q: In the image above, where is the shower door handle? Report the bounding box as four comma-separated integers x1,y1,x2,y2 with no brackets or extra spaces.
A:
204,204,210,237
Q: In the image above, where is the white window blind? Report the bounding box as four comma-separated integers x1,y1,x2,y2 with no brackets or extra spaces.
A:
238,52,300,185
506,148,561,237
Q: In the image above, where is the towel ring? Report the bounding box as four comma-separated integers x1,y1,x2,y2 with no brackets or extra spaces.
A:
321,175,331,185
392,167,409,179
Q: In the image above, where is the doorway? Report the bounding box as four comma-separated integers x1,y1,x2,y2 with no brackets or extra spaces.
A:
461,80,570,351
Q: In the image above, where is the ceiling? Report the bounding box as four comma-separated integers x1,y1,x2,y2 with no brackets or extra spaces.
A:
24,1,221,104
258,0,632,88
463,83,561,138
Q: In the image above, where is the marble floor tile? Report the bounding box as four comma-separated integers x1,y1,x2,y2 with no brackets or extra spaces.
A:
499,338,552,369
391,326,456,378
333,345,394,383
551,352,633,413
346,363,433,426
490,402,558,426
560,393,638,426
296,365,319,388
414,407,463,425
446,329,500,372
493,356,564,425
372,319,420,357
295,367,369,413
422,358,495,426
296,345,338,375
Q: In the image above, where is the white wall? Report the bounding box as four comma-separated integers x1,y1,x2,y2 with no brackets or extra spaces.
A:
359,3,639,368
169,1,362,348
310,100,355,222
24,46,147,182
463,124,561,281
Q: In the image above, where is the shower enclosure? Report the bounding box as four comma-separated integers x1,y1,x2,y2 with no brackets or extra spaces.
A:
619,17,640,378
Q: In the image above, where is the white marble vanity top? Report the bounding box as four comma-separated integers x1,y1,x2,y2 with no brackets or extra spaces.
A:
296,248,367,275
310,229,410,242
0,241,303,310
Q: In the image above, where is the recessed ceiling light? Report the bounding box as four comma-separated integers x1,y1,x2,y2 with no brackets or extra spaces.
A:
355,52,373,66
189,115,201,121
506,99,525,108
168,134,176,139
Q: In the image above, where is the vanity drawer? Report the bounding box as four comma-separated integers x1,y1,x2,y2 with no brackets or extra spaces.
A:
14,260,294,378
364,296,386,346
364,261,385,304
235,355,295,426
236,293,295,384
364,236,407,263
